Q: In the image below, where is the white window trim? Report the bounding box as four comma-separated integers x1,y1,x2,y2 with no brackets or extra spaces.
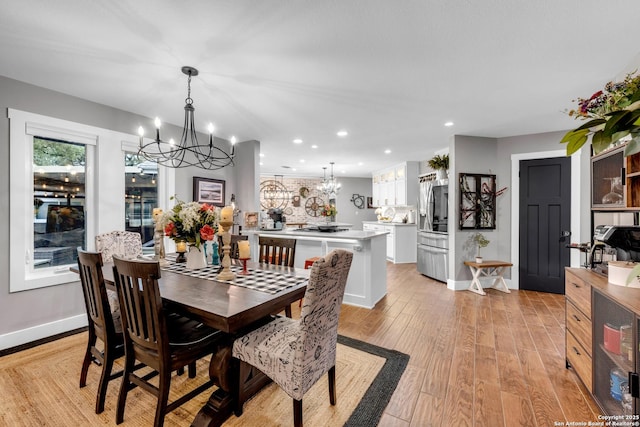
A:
9,109,97,292
9,109,174,293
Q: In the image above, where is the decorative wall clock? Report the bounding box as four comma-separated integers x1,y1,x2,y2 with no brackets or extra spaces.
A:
305,196,324,217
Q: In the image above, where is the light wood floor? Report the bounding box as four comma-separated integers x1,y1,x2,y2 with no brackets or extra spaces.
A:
330,262,601,427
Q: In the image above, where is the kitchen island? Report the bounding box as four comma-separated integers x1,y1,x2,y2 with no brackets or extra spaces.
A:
244,227,388,308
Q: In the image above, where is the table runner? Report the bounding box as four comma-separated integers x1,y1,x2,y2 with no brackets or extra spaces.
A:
163,262,308,294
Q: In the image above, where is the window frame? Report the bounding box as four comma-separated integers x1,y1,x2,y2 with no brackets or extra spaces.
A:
9,109,97,292
9,110,174,293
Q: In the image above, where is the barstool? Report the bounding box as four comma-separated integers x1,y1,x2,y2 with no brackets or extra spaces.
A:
300,257,322,307
304,256,322,269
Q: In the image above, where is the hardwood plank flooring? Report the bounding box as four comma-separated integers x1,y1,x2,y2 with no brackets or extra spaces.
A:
1,261,601,426
333,262,602,426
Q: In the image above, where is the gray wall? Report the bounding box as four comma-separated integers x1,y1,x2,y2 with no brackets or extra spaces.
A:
449,131,591,286
334,177,378,228
0,75,250,343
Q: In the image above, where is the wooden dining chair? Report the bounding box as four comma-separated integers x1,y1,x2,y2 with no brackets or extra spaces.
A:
258,236,297,267
232,249,353,427
112,256,224,427
218,234,248,259
77,248,125,414
95,230,143,263
258,236,297,316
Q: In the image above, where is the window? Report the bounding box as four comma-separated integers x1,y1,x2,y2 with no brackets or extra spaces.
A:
33,137,87,269
9,109,96,292
125,153,158,252
10,109,174,292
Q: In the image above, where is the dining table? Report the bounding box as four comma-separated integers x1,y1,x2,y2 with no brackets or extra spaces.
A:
80,256,309,427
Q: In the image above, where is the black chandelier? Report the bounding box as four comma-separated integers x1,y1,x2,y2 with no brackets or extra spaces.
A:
137,66,235,170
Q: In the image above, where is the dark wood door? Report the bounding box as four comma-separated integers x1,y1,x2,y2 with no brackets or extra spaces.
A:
519,157,571,294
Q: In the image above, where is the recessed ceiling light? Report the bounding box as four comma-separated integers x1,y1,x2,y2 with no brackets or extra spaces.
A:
384,149,391,154
259,162,263,166
444,121,454,127
300,159,305,163
259,153,265,157
311,144,318,149
292,168,297,171
293,138,303,144
358,162,363,166
337,130,348,137
341,170,346,174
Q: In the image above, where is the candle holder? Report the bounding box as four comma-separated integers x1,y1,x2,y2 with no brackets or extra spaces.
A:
175,250,186,263
216,221,236,281
239,258,250,275
152,209,169,267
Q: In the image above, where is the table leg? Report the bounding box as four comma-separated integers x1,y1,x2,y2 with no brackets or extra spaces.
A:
490,267,511,293
467,265,487,295
191,343,236,427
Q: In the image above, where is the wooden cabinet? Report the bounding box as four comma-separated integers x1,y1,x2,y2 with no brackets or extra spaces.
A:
363,222,417,263
591,145,640,209
565,269,594,392
565,267,640,416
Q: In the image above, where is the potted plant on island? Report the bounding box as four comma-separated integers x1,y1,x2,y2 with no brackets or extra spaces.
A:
427,154,449,180
472,232,490,263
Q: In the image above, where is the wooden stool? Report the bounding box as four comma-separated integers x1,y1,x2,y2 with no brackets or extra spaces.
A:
300,257,322,307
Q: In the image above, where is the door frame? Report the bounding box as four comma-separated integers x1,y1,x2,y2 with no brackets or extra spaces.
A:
510,149,585,290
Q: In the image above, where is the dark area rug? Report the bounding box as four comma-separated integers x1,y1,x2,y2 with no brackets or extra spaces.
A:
339,335,410,427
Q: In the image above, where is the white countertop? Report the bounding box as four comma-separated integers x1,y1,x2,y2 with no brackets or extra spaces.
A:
362,221,417,227
245,228,387,240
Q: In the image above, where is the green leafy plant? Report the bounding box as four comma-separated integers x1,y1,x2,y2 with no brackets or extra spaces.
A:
427,154,449,170
472,232,490,257
561,71,640,157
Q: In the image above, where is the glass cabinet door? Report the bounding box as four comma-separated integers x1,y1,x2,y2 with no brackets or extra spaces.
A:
591,147,625,209
593,289,635,415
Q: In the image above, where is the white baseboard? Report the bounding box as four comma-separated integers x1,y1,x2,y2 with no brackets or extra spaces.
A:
447,278,515,292
0,314,88,351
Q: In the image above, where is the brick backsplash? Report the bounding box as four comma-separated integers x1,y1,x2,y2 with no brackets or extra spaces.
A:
259,176,329,223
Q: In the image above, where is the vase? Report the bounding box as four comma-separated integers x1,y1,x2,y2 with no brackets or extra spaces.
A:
186,245,207,270
475,256,483,263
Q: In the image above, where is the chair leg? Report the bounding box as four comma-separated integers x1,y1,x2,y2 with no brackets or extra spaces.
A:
115,353,134,425
293,399,302,427
188,362,196,378
95,346,115,414
285,304,292,318
79,334,96,387
154,370,172,427
328,366,336,405
176,366,184,376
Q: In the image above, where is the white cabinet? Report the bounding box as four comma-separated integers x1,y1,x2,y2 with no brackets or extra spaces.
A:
363,222,417,263
371,162,419,207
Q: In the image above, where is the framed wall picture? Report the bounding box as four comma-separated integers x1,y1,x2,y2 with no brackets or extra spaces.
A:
244,211,258,228
459,173,496,229
193,177,225,206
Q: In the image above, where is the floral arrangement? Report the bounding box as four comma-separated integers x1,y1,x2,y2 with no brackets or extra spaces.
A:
158,197,219,249
320,204,338,217
562,71,640,157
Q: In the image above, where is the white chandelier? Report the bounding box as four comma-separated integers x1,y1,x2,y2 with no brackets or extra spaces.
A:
318,162,341,198
137,66,235,170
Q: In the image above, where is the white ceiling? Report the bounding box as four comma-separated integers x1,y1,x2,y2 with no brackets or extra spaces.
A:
1,1,639,177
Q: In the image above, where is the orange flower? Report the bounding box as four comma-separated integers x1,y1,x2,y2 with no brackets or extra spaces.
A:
199,224,216,241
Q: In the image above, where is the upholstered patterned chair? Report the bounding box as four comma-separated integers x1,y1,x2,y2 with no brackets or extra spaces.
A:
95,231,143,263
232,249,353,427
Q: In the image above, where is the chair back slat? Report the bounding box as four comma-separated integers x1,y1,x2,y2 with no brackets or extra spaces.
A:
258,236,296,267
112,256,168,365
